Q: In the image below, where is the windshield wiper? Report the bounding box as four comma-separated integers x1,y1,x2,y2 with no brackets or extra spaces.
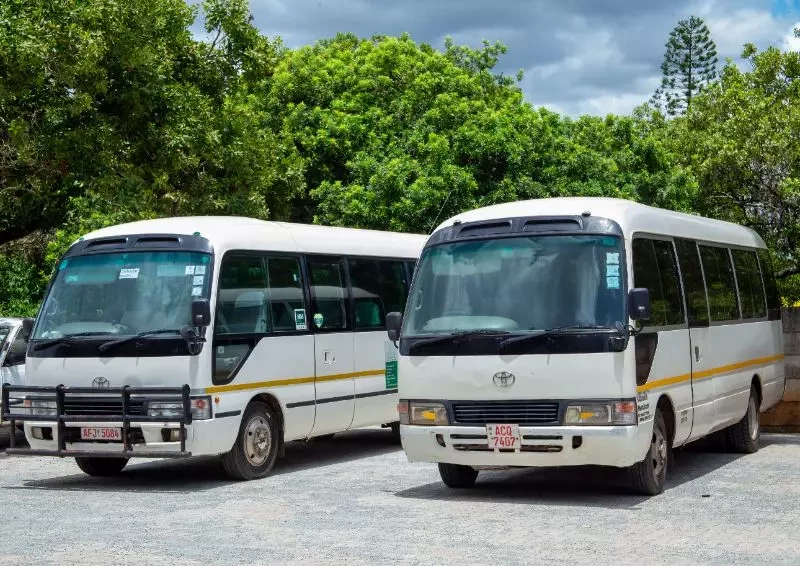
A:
498,324,613,352
98,329,180,354
408,329,511,351
33,332,114,351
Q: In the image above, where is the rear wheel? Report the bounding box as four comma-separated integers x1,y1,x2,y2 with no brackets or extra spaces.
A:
726,386,760,454
438,463,479,488
0,426,12,448
75,457,129,477
221,401,280,481
628,409,669,496
389,422,401,442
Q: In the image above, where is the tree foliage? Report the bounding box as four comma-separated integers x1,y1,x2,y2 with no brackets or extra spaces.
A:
651,16,718,116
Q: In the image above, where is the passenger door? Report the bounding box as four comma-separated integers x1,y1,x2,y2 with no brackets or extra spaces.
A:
307,256,355,435
348,258,409,428
675,239,714,441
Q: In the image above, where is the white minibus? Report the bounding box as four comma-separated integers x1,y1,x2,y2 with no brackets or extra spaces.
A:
0,317,29,444
386,197,785,495
1,217,425,479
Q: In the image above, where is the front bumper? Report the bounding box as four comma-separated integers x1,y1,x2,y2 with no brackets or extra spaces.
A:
1,383,193,459
401,423,650,468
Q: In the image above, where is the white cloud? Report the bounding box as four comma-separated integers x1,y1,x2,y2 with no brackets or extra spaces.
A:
784,22,800,51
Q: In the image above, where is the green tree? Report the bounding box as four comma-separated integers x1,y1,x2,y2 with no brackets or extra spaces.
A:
651,16,718,116
673,44,800,296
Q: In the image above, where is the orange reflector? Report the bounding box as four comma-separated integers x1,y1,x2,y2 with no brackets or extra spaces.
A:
615,401,636,413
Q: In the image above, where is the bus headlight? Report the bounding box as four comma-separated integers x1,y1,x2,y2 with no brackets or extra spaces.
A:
147,397,212,420
564,400,637,426
26,398,57,417
408,402,449,426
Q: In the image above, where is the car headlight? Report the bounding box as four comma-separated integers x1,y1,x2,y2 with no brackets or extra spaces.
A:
407,402,449,426
147,397,212,420
25,398,57,417
564,400,637,426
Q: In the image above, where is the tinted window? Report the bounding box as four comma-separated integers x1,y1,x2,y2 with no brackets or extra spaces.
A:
757,249,782,320
632,239,684,326
266,257,307,332
216,255,269,335
675,239,709,326
699,245,739,321
308,257,349,330
348,259,408,329
732,250,767,319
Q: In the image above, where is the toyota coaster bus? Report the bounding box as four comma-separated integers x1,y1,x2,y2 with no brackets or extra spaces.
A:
1,217,425,480
386,197,785,495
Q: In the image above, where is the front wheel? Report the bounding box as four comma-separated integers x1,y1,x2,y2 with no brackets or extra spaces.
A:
75,457,129,477
221,401,280,481
627,409,669,496
726,386,760,454
438,463,478,488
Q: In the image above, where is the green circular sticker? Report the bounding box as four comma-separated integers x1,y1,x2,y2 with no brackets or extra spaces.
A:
313,313,324,328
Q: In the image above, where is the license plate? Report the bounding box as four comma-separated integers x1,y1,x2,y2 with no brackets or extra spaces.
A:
486,423,521,450
80,427,122,441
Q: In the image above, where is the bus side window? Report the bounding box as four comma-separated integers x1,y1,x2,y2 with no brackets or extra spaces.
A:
757,249,782,320
675,239,710,326
348,259,408,330
698,245,740,322
731,249,767,319
632,238,683,326
307,257,349,331
266,257,307,332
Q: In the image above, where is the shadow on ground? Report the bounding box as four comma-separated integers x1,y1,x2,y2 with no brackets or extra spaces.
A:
3,427,400,493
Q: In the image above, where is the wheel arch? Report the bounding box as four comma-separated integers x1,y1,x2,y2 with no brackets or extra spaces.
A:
654,392,676,446
751,374,763,409
248,392,286,455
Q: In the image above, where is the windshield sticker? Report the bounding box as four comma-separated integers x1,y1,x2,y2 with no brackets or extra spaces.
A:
606,276,620,289
65,274,79,283
185,265,196,275
606,252,620,264
192,275,204,286
194,265,206,275
191,286,202,297
606,264,620,277
119,268,140,280
294,309,307,331
313,313,324,328
157,265,185,277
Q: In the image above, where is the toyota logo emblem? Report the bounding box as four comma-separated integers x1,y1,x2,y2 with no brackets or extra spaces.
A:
92,377,110,388
492,371,515,388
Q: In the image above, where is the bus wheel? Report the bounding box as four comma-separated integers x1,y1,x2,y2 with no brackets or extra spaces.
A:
628,409,669,496
438,463,478,488
389,422,400,442
726,386,760,454
222,401,279,481
75,457,129,477
0,426,11,448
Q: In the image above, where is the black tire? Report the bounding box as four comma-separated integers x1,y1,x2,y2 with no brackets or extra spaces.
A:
726,386,760,454
0,426,11,448
438,463,479,488
221,401,280,481
389,421,401,443
75,457,129,477
628,409,669,496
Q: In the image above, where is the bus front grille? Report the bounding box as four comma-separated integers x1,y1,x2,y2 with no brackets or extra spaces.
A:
63,397,147,417
451,402,559,426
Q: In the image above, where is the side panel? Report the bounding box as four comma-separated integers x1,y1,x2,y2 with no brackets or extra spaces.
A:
351,331,396,428
687,327,715,441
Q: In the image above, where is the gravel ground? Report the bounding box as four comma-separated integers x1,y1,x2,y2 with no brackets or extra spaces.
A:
1,430,799,565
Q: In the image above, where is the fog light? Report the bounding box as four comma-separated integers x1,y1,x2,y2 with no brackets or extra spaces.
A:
160,428,184,442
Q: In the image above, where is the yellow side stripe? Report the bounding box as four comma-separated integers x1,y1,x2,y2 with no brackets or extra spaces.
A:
205,369,384,394
637,354,785,393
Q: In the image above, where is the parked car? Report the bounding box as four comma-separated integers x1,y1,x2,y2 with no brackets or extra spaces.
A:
0,317,30,445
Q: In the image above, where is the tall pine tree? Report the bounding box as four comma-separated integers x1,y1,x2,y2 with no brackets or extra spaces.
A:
651,16,718,116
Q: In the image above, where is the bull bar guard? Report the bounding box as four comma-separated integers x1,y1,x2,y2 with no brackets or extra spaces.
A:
1,383,193,459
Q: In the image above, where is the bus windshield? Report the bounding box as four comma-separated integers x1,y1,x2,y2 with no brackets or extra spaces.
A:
403,234,625,336
34,251,212,340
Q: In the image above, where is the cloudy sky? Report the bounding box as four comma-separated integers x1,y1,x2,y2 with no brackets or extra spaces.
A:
195,0,800,116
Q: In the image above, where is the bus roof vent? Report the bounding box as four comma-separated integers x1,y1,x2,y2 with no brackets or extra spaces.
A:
84,237,128,251
134,236,181,248
457,221,512,238
522,218,582,233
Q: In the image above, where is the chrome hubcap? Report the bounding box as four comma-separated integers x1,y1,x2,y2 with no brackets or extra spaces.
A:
244,415,271,467
748,395,759,441
651,425,667,478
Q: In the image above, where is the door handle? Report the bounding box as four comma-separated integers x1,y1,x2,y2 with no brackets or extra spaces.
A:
323,350,335,364
694,346,701,362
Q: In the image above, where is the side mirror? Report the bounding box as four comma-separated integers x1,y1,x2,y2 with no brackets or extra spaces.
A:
191,298,211,328
628,288,651,322
386,311,402,343
21,318,34,341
